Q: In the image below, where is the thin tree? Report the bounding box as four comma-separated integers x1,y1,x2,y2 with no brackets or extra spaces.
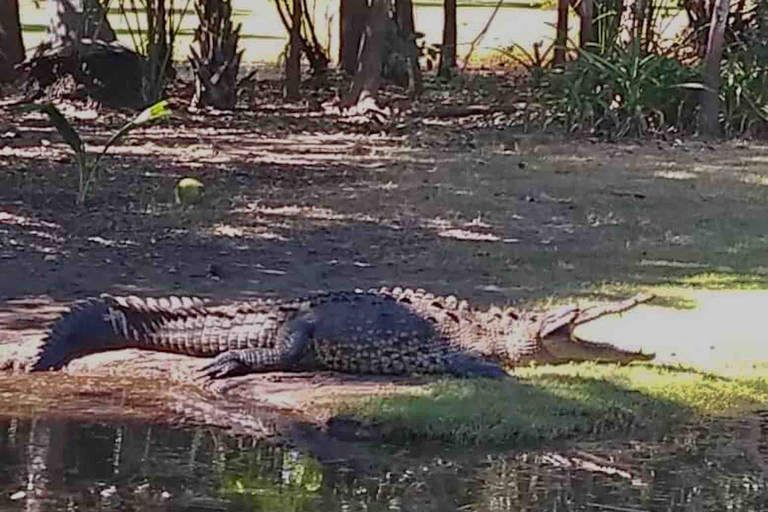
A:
579,0,593,48
284,0,302,99
0,0,25,81
273,0,329,76
554,0,568,65
700,0,728,137
462,0,502,68
438,0,456,78
394,0,422,97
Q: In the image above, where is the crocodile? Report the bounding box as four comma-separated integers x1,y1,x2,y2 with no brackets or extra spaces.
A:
29,288,655,379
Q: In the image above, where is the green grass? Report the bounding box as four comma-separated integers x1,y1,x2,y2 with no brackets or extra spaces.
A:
576,271,768,311
675,272,768,290
332,280,768,446
331,363,768,445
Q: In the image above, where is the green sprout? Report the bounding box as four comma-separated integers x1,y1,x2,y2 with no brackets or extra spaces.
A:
20,100,172,205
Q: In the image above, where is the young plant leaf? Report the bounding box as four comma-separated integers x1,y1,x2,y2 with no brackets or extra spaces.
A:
132,100,173,126
18,103,84,155
94,100,174,170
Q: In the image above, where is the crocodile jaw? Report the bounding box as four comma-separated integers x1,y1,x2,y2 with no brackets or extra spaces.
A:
540,327,655,364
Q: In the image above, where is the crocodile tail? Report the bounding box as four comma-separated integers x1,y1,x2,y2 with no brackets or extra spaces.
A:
32,297,124,370
31,294,207,371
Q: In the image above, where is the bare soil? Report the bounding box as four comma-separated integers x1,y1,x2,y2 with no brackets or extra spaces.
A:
3,87,768,438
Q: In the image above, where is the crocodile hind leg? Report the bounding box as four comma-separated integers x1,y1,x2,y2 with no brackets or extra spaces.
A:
199,318,314,379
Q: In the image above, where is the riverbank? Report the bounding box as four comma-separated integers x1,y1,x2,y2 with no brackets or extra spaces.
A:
4,101,768,446
2,293,767,446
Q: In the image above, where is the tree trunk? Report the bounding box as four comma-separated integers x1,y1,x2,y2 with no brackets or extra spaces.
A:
632,0,648,52
339,0,368,74
273,0,329,76
643,0,655,53
342,0,387,107
284,0,302,100
554,0,568,65
700,0,728,137
579,0,593,49
394,0,422,97
394,0,415,40
0,0,25,81
44,0,116,50
438,0,456,78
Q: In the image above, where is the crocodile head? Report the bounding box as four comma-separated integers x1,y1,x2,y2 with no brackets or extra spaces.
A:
497,293,656,366
536,307,655,364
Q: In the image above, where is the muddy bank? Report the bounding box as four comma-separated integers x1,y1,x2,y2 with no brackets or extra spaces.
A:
0,295,446,445
0,339,442,444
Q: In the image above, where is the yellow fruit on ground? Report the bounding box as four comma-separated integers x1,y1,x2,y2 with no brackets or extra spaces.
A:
175,177,204,204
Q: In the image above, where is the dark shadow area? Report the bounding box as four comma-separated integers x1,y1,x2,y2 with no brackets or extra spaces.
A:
335,374,696,446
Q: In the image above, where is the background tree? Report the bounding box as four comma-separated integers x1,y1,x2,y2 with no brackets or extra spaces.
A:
700,0,728,136
339,0,368,74
553,0,567,65
284,0,301,99
274,0,329,76
342,0,387,107
44,0,116,49
578,0,593,48
392,0,422,96
438,0,456,78
189,0,243,109
0,0,25,81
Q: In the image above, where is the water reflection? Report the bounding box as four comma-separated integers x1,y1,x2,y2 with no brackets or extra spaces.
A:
0,417,766,511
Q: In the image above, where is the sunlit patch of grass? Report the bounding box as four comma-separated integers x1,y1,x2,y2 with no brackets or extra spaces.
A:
518,282,696,311
329,363,768,445
517,363,768,415
578,282,697,310
577,274,768,311
675,272,768,290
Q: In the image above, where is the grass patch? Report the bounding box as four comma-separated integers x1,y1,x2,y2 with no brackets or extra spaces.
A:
675,272,768,290
517,363,768,414
578,273,768,312
330,363,768,445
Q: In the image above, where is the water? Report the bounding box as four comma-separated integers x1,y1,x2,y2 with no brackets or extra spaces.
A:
1,416,766,511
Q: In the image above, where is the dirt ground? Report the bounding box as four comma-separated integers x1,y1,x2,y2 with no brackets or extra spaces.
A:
3,112,768,304
3,92,768,435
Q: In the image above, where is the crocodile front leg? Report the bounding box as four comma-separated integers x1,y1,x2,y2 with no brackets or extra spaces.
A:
199,317,314,378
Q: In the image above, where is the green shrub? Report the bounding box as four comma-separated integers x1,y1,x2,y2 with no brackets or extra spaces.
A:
718,49,768,137
548,44,699,136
